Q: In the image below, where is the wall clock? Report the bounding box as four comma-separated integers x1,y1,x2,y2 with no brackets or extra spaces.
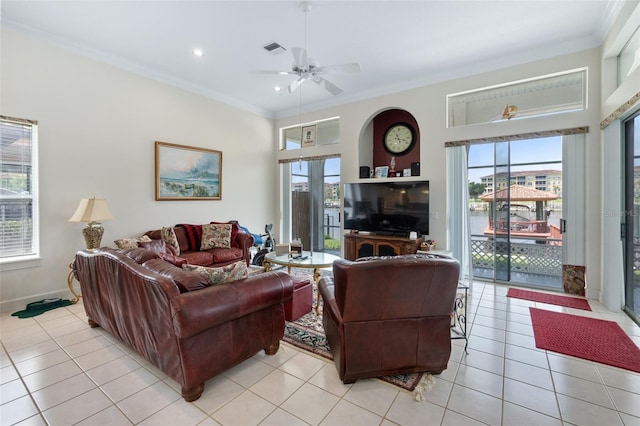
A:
383,123,415,155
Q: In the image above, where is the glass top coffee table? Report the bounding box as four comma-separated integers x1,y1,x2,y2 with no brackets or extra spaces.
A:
263,251,340,315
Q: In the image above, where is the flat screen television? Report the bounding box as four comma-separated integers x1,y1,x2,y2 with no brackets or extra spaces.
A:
343,180,429,237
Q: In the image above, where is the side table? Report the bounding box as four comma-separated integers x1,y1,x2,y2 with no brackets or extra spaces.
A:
67,261,81,304
451,283,468,352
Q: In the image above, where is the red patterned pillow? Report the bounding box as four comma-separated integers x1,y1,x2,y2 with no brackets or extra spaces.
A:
177,224,202,251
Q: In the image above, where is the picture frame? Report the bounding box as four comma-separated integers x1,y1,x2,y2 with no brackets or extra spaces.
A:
374,166,389,178
403,168,412,177
155,141,222,201
301,125,316,147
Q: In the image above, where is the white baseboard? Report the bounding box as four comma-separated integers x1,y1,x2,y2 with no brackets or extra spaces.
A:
0,289,74,315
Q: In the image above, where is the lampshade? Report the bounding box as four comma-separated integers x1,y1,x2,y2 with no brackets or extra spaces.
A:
69,197,114,250
69,198,114,223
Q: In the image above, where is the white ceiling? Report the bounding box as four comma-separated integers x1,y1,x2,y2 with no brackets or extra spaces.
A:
1,1,626,119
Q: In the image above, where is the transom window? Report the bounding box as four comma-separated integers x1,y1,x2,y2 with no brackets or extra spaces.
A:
447,68,587,128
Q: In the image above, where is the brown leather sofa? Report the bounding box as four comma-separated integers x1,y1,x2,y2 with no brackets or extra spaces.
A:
318,254,460,384
144,222,254,267
74,247,293,401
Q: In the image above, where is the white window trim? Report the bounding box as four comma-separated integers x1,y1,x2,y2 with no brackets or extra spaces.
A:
0,116,40,265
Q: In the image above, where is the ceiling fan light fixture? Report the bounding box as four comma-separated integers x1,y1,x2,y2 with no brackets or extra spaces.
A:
300,1,312,13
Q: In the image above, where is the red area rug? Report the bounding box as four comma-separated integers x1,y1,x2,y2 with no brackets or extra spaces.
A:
530,307,640,373
507,288,591,311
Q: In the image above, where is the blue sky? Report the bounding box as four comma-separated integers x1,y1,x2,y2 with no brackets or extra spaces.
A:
291,157,341,184
467,136,562,183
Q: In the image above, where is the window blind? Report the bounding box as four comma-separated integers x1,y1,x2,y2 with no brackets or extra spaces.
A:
0,115,38,259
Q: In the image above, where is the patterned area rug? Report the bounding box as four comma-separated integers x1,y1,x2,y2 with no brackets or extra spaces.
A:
507,288,591,311
282,268,426,393
530,307,640,373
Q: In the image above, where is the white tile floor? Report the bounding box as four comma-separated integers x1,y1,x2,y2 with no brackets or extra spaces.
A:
2,281,640,425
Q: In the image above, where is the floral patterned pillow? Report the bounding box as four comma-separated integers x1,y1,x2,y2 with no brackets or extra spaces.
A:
182,260,248,285
200,223,232,250
161,226,180,255
114,235,152,249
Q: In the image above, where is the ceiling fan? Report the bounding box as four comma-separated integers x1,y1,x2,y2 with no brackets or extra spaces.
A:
256,47,361,95
254,2,361,96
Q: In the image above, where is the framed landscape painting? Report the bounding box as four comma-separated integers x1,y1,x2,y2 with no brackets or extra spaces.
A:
155,141,222,201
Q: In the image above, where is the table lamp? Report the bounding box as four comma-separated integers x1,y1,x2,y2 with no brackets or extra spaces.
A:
69,197,114,250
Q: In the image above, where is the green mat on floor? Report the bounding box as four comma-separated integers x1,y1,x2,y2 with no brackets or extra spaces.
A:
11,298,73,318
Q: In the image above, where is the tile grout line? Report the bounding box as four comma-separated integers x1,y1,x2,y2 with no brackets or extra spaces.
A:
1,328,49,425
31,305,144,425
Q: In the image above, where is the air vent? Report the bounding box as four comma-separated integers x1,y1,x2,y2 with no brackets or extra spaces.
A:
263,42,286,55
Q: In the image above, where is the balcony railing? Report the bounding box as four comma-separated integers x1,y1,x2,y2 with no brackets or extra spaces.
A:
471,235,562,286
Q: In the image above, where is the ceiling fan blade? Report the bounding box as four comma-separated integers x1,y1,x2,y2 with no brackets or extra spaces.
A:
291,47,309,69
312,76,343,95
251,70,298,75
288,76,306,93
314,63,361,74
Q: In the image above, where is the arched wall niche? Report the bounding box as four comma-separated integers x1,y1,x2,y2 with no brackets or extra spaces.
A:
358,108,421,178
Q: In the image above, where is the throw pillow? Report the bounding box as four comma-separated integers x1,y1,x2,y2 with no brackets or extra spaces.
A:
182,260,248,285
210,221,239,246
161,226,180,255
200,223,232,250
114,235,152,249
176,224,202,251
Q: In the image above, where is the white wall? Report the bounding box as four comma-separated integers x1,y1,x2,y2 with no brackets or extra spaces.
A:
0,29,277,313
275,48,603,298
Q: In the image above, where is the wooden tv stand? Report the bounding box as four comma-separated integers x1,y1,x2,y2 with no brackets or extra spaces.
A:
344,233,425,261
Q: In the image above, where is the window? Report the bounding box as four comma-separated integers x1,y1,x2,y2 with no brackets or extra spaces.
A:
618,26,640,87
468,136,564,288
280,117,339,151
0,116,38,260
447,68,587,128
283,156,341,255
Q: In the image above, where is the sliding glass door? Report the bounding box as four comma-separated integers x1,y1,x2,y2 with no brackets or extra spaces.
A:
624,112,640,322
285,157,341,255
468,136,565,289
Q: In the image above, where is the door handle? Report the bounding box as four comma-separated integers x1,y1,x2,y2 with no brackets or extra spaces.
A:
560,219,566,234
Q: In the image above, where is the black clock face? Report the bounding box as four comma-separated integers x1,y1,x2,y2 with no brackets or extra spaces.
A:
383,123,415,155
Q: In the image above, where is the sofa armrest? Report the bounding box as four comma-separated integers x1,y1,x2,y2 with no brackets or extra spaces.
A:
236,231,254,265
170,270,292,339
319,277,342,326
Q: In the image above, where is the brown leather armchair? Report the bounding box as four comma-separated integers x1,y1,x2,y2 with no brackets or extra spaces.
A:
318,254,460,384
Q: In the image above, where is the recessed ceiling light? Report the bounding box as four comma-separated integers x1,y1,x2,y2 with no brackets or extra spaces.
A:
274,86,282,92
193,48,205,57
